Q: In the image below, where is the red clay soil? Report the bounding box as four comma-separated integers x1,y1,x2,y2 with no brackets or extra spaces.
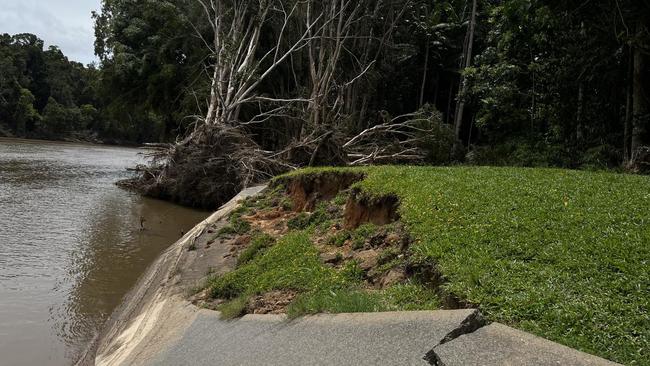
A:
343,193,400,229
286,172,363,211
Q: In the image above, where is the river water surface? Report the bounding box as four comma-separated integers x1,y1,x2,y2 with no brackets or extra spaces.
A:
0,138,207,366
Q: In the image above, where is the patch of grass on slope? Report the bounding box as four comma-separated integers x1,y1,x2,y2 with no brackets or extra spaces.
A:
209,231,346,302
287,166,650,365
209,229,440,319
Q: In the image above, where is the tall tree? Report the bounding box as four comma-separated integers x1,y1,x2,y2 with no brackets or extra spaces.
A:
454,0,477,141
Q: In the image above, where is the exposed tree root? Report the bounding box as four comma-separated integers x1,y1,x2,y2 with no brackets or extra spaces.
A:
119,125,291,209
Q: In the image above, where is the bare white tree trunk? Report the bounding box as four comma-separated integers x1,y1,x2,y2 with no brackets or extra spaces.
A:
303,0,407,138
196,0,319,128
454,0,478,141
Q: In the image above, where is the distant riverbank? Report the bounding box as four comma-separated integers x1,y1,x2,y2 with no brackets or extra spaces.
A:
0,129,143,147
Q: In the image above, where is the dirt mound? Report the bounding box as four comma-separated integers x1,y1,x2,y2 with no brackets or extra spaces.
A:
344,190,399,229
282,171,364,211
247,290,298,314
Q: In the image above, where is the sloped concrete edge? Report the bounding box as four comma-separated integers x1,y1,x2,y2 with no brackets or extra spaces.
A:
90,185,267,366
149,309,480,366
428,322,621,366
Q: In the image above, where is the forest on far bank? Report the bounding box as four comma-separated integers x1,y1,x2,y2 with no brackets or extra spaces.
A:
0,33,162,143
1,0,649,174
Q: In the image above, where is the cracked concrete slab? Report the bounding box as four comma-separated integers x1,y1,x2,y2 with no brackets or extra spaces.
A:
149,309,477,366
430,323,620,366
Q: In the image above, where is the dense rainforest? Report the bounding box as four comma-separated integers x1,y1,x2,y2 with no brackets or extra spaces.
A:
0,34,100,141
0,32,165,142
2,0,649,207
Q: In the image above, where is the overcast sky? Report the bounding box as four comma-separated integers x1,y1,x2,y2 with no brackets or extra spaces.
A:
1,0,102,65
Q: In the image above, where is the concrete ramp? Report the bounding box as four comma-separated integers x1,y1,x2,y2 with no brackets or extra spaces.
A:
150,309,477,366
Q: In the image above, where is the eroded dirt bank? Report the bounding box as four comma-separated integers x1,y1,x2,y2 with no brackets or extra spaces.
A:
191,171,463,317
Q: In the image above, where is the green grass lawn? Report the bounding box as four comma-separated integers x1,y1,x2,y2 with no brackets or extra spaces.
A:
209,166,649,363
284,166,649,365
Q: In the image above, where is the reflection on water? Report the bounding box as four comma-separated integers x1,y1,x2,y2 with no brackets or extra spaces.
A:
0,138,207,366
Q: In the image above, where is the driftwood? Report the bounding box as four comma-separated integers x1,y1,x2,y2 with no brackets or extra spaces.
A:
343,109,456,165
120,124,292,209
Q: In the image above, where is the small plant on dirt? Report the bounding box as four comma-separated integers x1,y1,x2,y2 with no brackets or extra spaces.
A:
217,296,248,319
377,248,400,265
287,212,310,230
333,191,348,206
229,200,253,219
187,242,197,251
217,225,236,237
218,215,251,237
350,223,377,250
351,239,365,250
280,197,293,211
309,202,330,226
253,185,286,210
237,233,275,265
340,260,365,282
287,203,332,231
315,219,333,234
327,231,351,247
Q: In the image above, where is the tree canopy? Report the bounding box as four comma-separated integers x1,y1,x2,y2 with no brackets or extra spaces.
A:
1,0,649,169
0,33,108,140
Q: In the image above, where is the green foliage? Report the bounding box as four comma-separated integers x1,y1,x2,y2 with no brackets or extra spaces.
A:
310,165,649,365
287,289,382,318
286,283,441,318
237,233,275,265
40,97,76,136
287,213,310,230
208,231,349,301
217,296,248,319
412,105,459,164
351,224,378,250
327,231,351,247
580,145,622,171
466,140,572,168
218,216,251,237
0,33,105,140
464,0,650,166
377,248,400,265
206,227,440,320
381,283,440,311
333,192,348,206
93,0,209,142
12,88,41,135
340,260,365,282
287,203,331,230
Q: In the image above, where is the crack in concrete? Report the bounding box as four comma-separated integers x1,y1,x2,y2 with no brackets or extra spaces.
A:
423,309,486,366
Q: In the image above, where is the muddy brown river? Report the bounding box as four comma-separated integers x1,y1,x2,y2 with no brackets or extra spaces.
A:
0,138,207,366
